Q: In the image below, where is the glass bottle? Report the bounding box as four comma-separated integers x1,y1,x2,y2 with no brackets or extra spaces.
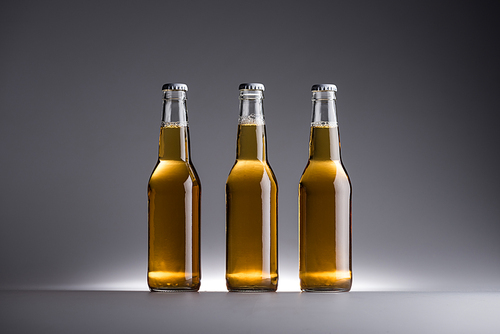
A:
148,83,201,292
226,83,278,292
299,84,352,292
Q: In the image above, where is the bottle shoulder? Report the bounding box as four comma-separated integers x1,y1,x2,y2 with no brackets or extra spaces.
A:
149,160,200,186
227,160,277,185
299,160,349,185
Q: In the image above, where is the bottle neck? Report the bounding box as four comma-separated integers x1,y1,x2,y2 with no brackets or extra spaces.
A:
311,91,337,127
158,90,190,161
236,89,267,161
162,90,188,126
238,89,265,125
309,91,341,161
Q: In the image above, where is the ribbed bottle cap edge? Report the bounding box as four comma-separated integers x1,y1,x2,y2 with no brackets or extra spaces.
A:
239,83,265,91
162,83,188,91
311,84,337,92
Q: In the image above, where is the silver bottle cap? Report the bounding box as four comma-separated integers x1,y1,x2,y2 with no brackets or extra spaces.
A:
162,83,188,91
239,83,265,91
311,84,337,92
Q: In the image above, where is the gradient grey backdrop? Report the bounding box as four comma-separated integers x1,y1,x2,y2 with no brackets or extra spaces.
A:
1,0,499,291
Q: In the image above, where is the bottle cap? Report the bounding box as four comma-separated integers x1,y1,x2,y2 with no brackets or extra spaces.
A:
239,83,265,91
311,84,337,92
162,83,188,91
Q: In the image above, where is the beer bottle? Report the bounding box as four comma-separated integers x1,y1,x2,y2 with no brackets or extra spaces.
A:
148,83,201,292
299,84,352,292
226,83,278,292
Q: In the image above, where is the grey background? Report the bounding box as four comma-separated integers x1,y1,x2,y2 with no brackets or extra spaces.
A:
1,0,499,292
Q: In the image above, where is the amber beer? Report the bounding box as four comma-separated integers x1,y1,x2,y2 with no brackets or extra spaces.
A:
299,84,352,292
226,83,278,292
148,83,201,291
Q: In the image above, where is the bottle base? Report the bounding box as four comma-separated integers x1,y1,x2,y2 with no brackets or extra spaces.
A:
225,273,278,292
149,286,199,292
299,272,351,292
301,287,351,293
227,287,277,293
147,272,200,292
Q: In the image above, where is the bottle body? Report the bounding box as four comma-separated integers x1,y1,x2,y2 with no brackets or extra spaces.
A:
148,85,201,292
226,84,278,292
299,85,352,292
